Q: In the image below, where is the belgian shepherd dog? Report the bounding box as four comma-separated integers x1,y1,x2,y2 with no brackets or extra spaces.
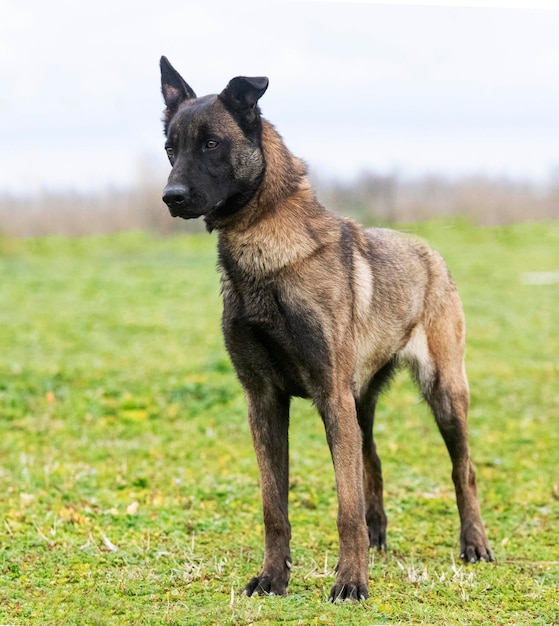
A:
159,56,493,601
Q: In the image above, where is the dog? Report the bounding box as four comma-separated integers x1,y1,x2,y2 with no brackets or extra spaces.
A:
159,56,493,601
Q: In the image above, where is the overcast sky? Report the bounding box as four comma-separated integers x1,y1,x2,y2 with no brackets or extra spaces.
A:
2,0,559,194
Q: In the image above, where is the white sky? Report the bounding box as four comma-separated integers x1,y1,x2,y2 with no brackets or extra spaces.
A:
1,0,559,194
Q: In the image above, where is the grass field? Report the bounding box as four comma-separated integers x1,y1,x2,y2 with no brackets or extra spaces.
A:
1,221,558,625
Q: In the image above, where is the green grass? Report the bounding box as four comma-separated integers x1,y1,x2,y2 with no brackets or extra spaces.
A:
1,221,558,625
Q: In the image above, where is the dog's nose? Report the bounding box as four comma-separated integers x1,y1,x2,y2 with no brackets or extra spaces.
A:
162,184,190,210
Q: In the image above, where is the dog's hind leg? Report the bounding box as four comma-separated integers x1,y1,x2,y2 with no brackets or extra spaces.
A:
243,389,293,596
417,315,493,564
356,361,397,551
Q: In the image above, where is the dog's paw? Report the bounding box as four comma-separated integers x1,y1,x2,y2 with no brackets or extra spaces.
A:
328,581,369,602
367,523,387,551
366,509,387,551
460,525,494,563
460,544,494,563
244,575,287,597
244,556,292,597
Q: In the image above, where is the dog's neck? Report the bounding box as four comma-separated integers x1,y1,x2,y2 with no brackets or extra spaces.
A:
256,120,311,209
212,120,316,232
217,120,340,276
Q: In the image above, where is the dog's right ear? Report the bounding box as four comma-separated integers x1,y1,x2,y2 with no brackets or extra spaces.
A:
160,56,196,132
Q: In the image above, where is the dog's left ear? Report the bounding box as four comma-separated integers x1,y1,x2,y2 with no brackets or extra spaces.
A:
220,76,269,109
219,76,269,129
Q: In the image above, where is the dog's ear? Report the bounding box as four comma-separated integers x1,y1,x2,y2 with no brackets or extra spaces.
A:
160,56,196,130
220,76,269,110
219,76,269,130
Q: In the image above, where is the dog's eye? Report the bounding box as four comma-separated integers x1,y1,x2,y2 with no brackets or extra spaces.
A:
165,147,174,162
205,140,219,150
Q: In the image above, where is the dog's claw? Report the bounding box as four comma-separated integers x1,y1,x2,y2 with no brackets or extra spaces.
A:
328,582,369,602
460,544,494,564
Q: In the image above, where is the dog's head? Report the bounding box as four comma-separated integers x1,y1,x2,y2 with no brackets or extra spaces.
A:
160,57,268,229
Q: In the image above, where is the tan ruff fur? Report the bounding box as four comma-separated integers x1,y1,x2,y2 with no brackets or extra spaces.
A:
220,121,330,276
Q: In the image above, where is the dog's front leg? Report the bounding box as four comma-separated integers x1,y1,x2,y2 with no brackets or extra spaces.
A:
244,389,292,597
318,389,370,601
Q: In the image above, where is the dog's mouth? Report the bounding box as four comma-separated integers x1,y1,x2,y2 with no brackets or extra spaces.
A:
169,199,226,220
169,207,203,219
166,205,201,219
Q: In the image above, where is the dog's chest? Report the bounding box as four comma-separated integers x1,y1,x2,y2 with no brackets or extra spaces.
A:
220,272,331,397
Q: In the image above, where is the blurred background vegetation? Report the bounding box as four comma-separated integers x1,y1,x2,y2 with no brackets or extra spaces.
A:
2,169,558,237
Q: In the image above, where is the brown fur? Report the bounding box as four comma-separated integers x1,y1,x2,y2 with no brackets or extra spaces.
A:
159,57,493,601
